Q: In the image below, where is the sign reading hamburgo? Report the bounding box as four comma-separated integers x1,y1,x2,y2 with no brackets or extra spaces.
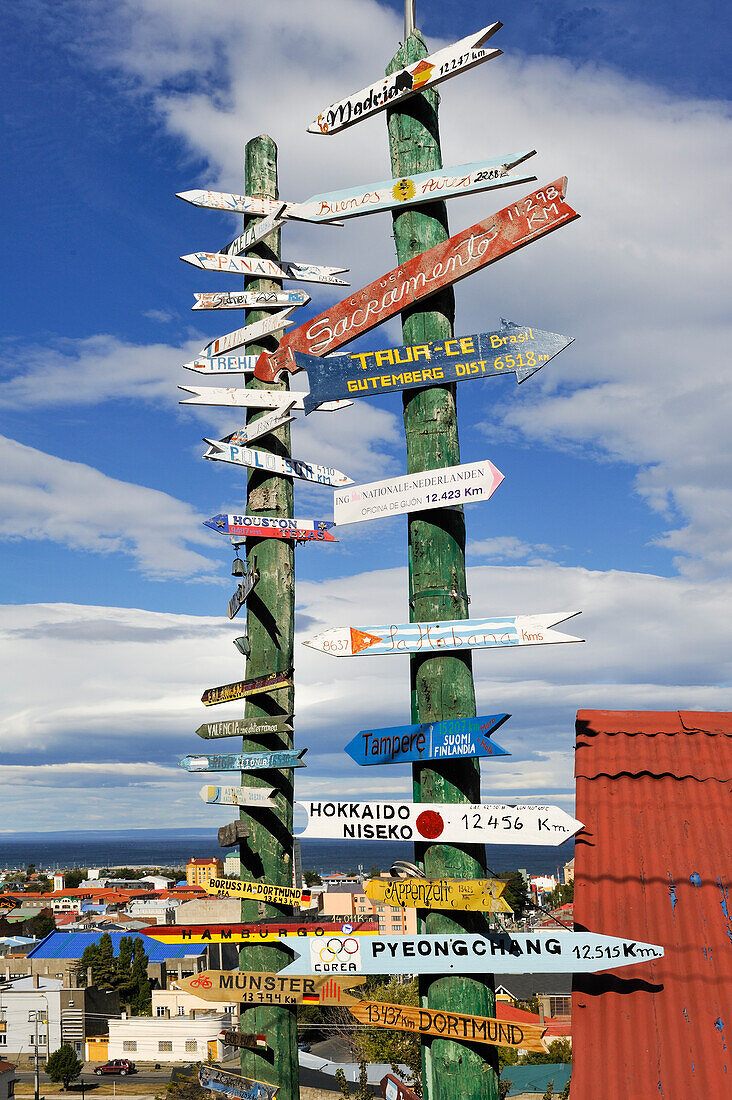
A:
344,713,510,766
333,459,503,526
141,919,379,944
203,440,354,489
227,567,259,620
179,749,306,773
183,353,258,375
198,1064,278,1100
198,309,296,358
193,290,310,311
304,612,584,657
203,878,313,907
254,179,580,381
295,800,582,845
199,785,277,808
364,877,512,914
302,320,574,411
201,669,293,706
353,1001,547,1054
183,971,366,1007
309,23,503,134
179,385,350,413
196,715,294,740
180,252,349,286
204,515,338,544
276,932,665,976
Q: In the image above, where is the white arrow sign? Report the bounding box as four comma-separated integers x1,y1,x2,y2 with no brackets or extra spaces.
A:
192,291,310,311
176,191,286,216
203,442,354,488
219,404,297,447
178,386,351,413
221,204,288,255
200,309,296,357
183,355,258,375
295,801,582,845
180,252,349,286
334,460,503,526
199,784,277,808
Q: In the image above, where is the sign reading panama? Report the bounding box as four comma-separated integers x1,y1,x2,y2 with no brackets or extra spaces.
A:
344,714,510,766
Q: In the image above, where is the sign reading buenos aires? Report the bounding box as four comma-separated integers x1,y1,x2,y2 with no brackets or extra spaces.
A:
350,1001,547,1054
182,971,366,1007
364,877,512,913
344,713,510,766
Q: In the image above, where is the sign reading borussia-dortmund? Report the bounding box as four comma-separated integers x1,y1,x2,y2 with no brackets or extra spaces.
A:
302,320,573,411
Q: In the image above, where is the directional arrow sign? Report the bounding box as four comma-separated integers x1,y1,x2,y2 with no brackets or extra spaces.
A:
302,320,573,411
177,191,287,216
219,404,297,448
179,749,306,772
180,252,349,286
304,612,583,657
204,515,338,543
254,179,579,381
183,354,258,375
182,971,365,1007
345,714,510,766
201,670,293,706
227,569,259,620
143,919,378,944
351,1001,546,1054
381,1073,420,1100
294,801,582,845
199,309,296,357
203,440,354,488
203,878,313,907
276,931,665,976
221,204,288,254
179,386,350,413
365,877,511,913
193,290,310,311
199,785,277,808
199,1064,279,1100
333,459,503,526
309,23,502,135
196,716,294,740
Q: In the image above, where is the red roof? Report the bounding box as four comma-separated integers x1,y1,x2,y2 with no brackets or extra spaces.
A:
496,1002,570,1041
572,710,732,1100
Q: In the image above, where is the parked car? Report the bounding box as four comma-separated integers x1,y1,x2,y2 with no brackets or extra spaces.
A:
95,1060,136,1076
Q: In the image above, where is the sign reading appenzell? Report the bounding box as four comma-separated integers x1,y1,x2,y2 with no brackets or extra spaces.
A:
351,1001,546,1053
201,669,292,706
254,180,579,381
182,970,365,1006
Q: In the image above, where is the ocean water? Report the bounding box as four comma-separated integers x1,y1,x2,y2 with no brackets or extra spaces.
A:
0,829,573,878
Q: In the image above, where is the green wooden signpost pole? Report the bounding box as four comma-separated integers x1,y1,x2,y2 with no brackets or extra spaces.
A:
236,134,299,1100
386,34,500,1100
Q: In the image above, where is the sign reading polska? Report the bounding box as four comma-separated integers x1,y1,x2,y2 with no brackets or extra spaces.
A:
204,514,338,543
183,354,257,375
180,251,349,286
304,612,583,657
254,180,579,381
204,440,354,489
309,23,502,135
199,785,277,808
333,459,503,526
141,920,378,944
203,878,312,907
177,190,287,216
183,971,365,1007
344,713,510,767
352,1001,546,1054
201,669,292,706
277,931,665,977
179,749,306,772
196,716,294,740
193,290,310,311
295,800,582,845
199,1064,278,1100
303,320,574,411
199,309,296,357
365,877,511,913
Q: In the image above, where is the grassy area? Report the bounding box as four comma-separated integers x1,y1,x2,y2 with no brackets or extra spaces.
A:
15,1085,157,1097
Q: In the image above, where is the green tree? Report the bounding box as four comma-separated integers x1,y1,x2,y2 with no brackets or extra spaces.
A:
497,1045,518,1072
155,1065,208,1100
520,1038,573,1065
303,870,322,886
45,1045,83,1090
548,881,574,908
353,977,420,1088
130,936,151,1014
498,871,531,918
95,932,118,989
499,1080,512,1100
334,1062,370,1100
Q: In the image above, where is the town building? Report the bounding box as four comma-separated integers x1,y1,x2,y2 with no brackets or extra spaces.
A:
152,988,239,1022
106,1012,232,1063
185,859,223,888
319,885,417,935
0,1060,16,1100
0,976,117,1062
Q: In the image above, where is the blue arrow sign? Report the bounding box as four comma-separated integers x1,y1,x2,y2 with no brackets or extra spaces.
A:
299,320,573,413
344,714,510,767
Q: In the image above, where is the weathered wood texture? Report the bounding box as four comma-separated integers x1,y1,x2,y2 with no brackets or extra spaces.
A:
237,134,299,1100
386,33,499,1100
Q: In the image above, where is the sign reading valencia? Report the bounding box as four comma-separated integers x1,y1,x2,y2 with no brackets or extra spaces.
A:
350,1001,547,1053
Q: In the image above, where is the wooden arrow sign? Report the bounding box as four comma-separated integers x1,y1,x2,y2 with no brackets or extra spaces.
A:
179,749,306,772
142,919,379,944
199,1064,278,1100
309,23,502,135
197,715,294,740
333,459,503,526
199,309,296,358
218,819,251,848
295,800,582,845
302,320,574,411
344,713,510,766
221,1032,267,1051
201,669,293,706
277,931,665,976
227,568,259,620
219,404,298,448
381,1073,420,1100
179,385,350,413
254,179,579,381
203,440,354,488
203,878,312,907
183,354,258,375
204,514,338,543
304,612,583,657
364,877,511,913
180,252,349,286
177,191,287,216
220,204,288,255
182,971,365,1006
352,1001,546,1053
193,290,310,311
199,785,277,808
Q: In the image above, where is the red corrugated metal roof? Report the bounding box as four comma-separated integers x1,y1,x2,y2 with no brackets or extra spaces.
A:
572,710,732,1100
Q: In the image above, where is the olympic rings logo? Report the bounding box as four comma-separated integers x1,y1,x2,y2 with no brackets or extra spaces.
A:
319,937,360,963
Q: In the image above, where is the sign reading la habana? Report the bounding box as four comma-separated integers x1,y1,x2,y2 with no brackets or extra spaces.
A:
199,308,296,357
344,713,510,766
254,179,580,381
365,877,512,913
351,1001,546,1054
204,514,338,543
219,404,297,448
309,23,503,134
203,878,313,907
183,971,365,1007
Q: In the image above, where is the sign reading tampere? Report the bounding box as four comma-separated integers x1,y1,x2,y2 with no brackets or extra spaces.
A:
204,515,338,543
179,749,306,772
302,320,574,411
142,920,379,944
254,180,580,381
295,801,582,845
196,716,294,740
277,932,665,976
344,714,510,766
333,460,503,526
182,971,365,1007
201,670,292,706
352,1001,546,1054
203,878,312,907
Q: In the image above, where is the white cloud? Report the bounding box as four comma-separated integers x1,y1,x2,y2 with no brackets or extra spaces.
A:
468,536,556,565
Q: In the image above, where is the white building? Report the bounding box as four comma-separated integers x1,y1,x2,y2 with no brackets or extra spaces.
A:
107,1013,232,1063
0,979,72,1060
152,989,238,1023
124,898,179,925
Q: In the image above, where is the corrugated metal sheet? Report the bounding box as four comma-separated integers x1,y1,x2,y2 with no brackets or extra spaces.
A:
572,710,732,1100
25,930,205,962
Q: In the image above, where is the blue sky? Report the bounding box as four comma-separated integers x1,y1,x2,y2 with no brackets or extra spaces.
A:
1,0,730,833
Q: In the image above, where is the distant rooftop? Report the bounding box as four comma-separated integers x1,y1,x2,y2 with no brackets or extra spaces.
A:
25,930,206,962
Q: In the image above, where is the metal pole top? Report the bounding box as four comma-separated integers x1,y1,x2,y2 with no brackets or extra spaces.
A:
404,0,416,38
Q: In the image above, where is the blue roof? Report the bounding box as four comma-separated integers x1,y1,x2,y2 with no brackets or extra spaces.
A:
25,930,206,962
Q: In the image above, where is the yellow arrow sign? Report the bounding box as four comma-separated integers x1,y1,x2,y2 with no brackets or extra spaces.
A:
364,877,512,912
203,878,312,907
349,1001,547,1053
179,971,366,1006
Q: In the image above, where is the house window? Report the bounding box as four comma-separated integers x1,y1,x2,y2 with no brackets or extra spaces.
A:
548,996,572,1017
177,1006,186,1016
123,1041,137,1052
0,1035,6,1046
156,1007,167,1017
185,1041,197,1052
158,1041,173,1052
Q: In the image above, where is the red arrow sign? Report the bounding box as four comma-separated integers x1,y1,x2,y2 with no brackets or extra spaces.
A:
254,179,578,382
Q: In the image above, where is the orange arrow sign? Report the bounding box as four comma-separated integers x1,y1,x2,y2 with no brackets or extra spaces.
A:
349,1001,547,1053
